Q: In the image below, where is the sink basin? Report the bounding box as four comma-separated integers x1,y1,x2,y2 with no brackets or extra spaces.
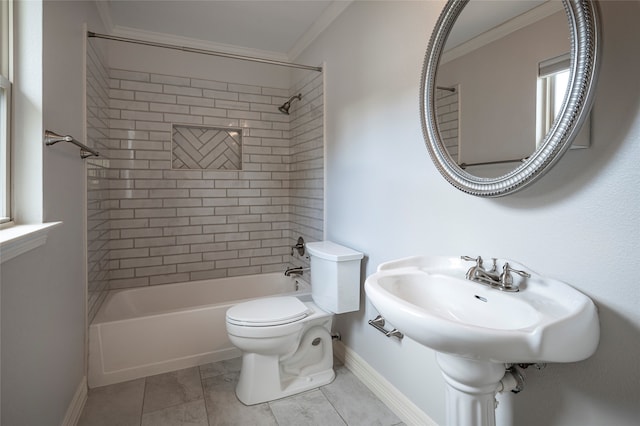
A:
365,256,599,363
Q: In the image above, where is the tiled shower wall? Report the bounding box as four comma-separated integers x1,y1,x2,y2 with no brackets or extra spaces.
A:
289,72,324,259
102,68,323,289
86,39,112,322
435,87,459,162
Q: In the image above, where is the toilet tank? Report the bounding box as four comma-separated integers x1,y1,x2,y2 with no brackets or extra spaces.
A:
305,241,364,314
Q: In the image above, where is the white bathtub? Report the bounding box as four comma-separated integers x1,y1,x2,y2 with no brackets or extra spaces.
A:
88,272,311,388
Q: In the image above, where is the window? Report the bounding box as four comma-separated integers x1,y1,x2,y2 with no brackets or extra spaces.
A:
536,53,571,147
536,53,570,148
0,0,11,224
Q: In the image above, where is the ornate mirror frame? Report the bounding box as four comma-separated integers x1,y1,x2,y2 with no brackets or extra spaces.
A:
420,0,600,197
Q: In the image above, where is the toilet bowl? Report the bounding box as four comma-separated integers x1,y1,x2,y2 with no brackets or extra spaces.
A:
226,297,334,405
225,241,363,405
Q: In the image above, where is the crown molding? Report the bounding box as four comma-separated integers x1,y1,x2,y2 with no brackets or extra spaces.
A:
91,1,348,65
94,0,114,33
441,1,564,65
288,0,353,61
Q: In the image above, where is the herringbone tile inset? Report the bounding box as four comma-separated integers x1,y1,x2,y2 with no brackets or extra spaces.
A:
172,125,242,170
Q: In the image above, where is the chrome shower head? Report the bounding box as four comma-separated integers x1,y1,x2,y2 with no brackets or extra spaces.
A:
278,94,302,115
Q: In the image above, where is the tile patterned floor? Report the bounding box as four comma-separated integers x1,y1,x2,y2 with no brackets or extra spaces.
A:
78,358,405,426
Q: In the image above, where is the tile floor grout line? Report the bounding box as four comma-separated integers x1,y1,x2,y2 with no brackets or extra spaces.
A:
198,365,213,426
138,377,147,426
319,384,349,426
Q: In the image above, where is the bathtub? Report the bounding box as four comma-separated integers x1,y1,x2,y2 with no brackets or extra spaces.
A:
88,272,311,388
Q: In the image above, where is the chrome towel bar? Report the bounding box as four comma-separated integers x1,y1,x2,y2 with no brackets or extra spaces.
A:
44,130,99,159
368,315,403,340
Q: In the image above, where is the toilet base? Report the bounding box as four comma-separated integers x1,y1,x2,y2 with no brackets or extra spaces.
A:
235,325,335,405
236,362,335,405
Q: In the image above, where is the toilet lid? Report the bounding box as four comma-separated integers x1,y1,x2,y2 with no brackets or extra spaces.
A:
226,296,311,326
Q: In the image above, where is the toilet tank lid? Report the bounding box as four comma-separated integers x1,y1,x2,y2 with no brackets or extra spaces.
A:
306,241,364,261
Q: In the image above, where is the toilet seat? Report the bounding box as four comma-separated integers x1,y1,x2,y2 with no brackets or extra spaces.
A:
226,296,311,327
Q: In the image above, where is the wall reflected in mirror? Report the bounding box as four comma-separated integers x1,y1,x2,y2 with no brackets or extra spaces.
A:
434,1,571,178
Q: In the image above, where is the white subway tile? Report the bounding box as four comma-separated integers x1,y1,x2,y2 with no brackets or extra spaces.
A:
203,117,239,127
150,245,190,256
239,93,272,104
176,207,215,217
120,228,163,239
177,95,215,107
228,83,261,94
136,92,177,103
150,103,190,114
163,253,202,265
202,224,239,234
134,208,177,218
215,100,250,110
111,69,150,81
177,262,215,273
110,89,135,100
121,80,163,93
151,74,190,86
136,264,176,277
202,89,238,101
150,273,190,285
202,251,239,261
191,79,227,91
164,85,202,97
163,225,202,236
149,217,190,227
111,99,149,111
164,113,203,125
189,106,227,117
120,256,163,269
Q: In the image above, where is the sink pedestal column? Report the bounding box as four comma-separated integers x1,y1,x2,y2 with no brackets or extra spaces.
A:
436,353,506,426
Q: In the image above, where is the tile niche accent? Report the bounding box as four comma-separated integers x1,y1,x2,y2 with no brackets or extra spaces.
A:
172,125,242,170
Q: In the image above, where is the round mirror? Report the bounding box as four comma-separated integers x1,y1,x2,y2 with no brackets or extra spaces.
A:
420,0,600,197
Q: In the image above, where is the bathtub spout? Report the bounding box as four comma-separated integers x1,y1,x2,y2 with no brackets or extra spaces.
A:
284,267,309,277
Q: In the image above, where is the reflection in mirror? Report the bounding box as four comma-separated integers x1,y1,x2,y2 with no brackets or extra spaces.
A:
434,1,569,178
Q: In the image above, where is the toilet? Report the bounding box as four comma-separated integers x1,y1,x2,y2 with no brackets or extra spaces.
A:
225,241,363,405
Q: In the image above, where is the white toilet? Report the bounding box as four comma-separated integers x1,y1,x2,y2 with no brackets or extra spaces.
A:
225,241,363,405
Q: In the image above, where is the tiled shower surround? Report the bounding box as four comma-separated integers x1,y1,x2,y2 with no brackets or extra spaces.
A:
86,40,112,322
86,49,324,318
435,87,459,162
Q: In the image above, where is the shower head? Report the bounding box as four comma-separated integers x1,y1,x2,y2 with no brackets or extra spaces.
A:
278,94,302,115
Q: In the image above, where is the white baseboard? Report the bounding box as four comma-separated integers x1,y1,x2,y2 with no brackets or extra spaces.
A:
61,376,87,426
333,341,438,426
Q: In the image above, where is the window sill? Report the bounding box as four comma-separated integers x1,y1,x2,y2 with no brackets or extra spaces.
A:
0,222,62,264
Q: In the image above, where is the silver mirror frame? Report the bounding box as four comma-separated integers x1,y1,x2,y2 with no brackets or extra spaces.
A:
420,0,600,197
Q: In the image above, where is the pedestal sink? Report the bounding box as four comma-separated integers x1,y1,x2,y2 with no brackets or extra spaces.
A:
364,256,599,426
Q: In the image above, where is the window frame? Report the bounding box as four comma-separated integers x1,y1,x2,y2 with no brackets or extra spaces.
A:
0,0,12,224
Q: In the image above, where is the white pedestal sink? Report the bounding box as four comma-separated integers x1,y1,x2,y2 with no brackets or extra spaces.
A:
364,256,599,426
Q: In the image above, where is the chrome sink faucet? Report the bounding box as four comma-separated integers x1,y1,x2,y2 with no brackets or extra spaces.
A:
461,256,531,292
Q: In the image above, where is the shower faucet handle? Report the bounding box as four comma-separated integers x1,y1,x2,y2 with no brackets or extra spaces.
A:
290,237,305,256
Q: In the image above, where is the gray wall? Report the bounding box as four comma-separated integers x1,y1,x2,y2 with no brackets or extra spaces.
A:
296,1,640,425
1,2,105,425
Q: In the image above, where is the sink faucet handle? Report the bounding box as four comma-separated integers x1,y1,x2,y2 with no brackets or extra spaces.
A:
461,255,483,268
461,256,484,280
500,263,532,290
